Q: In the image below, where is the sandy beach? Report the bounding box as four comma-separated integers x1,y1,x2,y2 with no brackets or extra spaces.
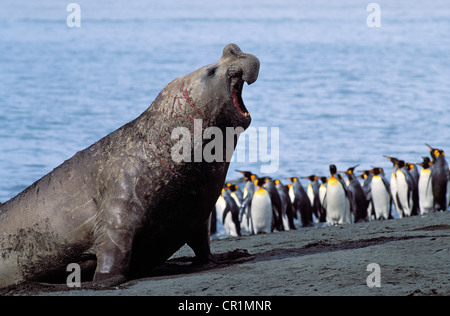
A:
1,210,449,296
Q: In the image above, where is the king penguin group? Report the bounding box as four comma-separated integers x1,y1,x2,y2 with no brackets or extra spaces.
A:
211,144,450,238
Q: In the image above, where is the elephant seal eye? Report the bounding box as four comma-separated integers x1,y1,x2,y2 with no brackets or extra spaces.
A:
207,67,217,77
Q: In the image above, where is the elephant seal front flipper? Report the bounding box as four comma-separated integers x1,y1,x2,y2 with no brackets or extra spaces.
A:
186,216,213,265
0,43,259,288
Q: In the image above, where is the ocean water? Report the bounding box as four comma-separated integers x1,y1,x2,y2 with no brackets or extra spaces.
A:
1,0,449,202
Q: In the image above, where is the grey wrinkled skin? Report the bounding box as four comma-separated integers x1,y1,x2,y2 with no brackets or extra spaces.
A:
0,43,260,288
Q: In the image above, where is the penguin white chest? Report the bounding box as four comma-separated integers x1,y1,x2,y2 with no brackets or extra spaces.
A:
326,178,349,225
371,176,390,220
319,185,327,205
214,196,227,234
215,196,226,222
418,169,433,214
251,188,273,234
288,186,295,204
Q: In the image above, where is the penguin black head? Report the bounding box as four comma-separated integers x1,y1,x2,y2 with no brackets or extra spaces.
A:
320,176,327,184
418,161,431,169
418,157,432,169
254,178,266,187
425,144,445,162
358,170,371,179
287,177,298,183
371,167,383,176
342,165,359,179
359,170,373,179
236,170,253,181
226,183,239,192
303,175,318,181
329,165,337,175
346,164,359,175
384,155,399,166
398,160,406,168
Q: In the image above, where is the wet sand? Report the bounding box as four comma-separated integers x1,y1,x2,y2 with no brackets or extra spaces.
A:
2,211,449,296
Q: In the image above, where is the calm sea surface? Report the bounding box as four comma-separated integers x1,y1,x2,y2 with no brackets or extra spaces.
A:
1,0,449,202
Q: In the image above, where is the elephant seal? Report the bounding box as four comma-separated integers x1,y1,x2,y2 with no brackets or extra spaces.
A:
0,43,260,288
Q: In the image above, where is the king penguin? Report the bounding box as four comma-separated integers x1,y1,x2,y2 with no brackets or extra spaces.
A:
303,175,322,222
287,177,314,227
236,170,256,202
343,165,369,222
426,144,449,211
318,177,328,223
396,160,415,217
215,187,241,237
370,167,392,220
406,162,420,216
250,178,273,234
418,157,434,214
384,156,403,218
323,165,351,225
236,170,257,235
262,177,284,231
359,170,374,218
226,182,243,205
407,163,420,186
275,179,296,230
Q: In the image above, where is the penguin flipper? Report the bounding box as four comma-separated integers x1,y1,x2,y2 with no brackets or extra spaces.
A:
286,200,297,229
381,176,391,197
222,200,232,224
388,197,393,219
231,203,242,237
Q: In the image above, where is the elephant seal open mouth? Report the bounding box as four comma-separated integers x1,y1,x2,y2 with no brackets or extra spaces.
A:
224,44,258,118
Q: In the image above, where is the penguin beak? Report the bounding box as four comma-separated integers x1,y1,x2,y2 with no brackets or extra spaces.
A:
348,164,360,172
425,143,434,151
